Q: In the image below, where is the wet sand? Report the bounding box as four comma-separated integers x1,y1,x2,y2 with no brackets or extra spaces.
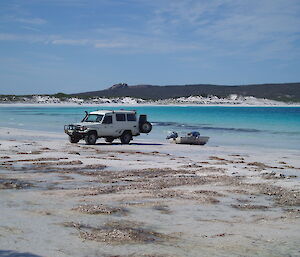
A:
0,127,299,257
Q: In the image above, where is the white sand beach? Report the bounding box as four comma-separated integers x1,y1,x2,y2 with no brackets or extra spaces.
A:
1,94,300,107
0,127,299,257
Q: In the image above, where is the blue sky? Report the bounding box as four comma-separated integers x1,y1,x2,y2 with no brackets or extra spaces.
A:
0,0,300,94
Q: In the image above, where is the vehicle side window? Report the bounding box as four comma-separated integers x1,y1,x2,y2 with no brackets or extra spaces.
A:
96,115,103,122
102,115,112,124
127,113,136,121
85,114,103,122
116,113,126,121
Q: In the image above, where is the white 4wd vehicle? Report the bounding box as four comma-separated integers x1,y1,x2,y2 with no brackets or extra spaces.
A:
64,110,152,145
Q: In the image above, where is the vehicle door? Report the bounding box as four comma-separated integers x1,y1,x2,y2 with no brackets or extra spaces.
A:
112,113,125,136
100,114,114,136
126,113,139,135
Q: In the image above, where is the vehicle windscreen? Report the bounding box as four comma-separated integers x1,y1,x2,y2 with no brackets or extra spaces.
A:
84,114,103,122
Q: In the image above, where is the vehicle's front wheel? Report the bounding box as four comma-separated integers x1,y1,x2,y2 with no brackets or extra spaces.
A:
85,132,97,145
69,136,80,143
105,137,114,143
120,131,132,144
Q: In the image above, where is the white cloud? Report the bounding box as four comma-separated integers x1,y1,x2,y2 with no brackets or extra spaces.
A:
0,33,56,43
14,17,46,25
145,0,300,60
1,0,299,60
52,39,89,46
21,26,42,32
94,42,126,48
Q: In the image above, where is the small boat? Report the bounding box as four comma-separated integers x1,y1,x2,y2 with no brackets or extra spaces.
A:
167,131,209,145
170,136,209,145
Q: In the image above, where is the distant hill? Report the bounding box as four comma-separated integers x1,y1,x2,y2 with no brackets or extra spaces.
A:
73,83,300,102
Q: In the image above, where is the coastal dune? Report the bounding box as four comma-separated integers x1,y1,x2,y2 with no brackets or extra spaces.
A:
0,127,299,257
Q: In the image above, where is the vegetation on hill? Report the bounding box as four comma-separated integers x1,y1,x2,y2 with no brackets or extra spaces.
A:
1,83,300,102
73,83,300,102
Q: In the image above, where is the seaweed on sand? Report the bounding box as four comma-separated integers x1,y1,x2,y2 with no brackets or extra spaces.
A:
0,156,10,159
231,204,269,210
209,156,227,161
193,190,225,197
247,162,274,170
152,205,172,214
81,174,233,197
73,204,128,215
152,189,221,204
31,160,83,166
257,184,300,207
2,157,68,163
0,178,32,189
229,183,300,207
79,169,236,198
63,221,175,244
17,151,42,155
105,254,174,257
3,162,106,174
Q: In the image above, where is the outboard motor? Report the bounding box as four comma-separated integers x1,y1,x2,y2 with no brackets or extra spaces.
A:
187,131,200,138
166,131,178,139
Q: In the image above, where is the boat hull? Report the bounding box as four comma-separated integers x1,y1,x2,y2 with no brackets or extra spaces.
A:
169,136,209,145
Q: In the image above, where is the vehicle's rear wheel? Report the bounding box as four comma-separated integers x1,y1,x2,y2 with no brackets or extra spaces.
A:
140,121,152,133
105,137,114,143
69,136,80,143
120,131,132,144
85,132,97,145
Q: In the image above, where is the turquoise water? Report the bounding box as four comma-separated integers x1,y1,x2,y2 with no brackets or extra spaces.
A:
0,105,300,150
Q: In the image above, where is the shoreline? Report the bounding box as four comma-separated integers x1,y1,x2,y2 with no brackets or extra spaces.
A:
1,102,300,107
1,126,299,152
